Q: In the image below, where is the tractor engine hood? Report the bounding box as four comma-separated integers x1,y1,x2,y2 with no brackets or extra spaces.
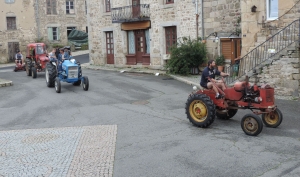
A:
62,59,78,70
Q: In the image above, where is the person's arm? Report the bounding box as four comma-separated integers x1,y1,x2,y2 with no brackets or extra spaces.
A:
220,72,229,77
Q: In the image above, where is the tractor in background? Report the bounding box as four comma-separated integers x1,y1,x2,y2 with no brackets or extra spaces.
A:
25,43,49,78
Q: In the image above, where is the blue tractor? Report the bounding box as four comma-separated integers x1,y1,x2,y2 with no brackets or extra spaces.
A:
45,57,89,93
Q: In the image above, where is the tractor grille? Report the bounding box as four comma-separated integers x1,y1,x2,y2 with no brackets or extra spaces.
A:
68,66,78,79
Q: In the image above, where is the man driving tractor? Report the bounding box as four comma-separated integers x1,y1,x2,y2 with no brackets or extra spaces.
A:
200,59,229,99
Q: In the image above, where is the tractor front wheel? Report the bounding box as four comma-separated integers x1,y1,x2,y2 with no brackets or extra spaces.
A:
262,108,283,128
241,114,263,136
216,109,238,120
55,78,61,93
185,94,215,128
82,76,89,91
31,67,37,78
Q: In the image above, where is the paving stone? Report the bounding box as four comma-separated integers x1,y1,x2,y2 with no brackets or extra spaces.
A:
0,125,117,177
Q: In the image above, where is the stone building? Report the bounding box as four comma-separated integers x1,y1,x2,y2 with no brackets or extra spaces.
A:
0,0,87,64
0,0,36,63
87,0,241,68
87,0,299,97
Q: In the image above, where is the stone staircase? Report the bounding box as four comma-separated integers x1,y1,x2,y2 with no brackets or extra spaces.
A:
225,19,300,98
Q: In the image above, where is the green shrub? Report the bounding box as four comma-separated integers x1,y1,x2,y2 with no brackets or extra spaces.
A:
215,55,225,66
165,37,207,75
52,44,64,49
81,43,89,50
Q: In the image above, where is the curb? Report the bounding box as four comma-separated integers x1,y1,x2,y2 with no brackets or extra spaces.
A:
0,79,13,88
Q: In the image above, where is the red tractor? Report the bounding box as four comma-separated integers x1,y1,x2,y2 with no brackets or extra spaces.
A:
185,74,282,136
25,43,50,78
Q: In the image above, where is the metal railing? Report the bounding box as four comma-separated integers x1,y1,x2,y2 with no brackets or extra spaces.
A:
225,18,300,85
111,4,150,23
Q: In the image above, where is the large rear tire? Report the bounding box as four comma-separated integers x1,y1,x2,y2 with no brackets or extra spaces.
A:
185,94,215,128
82,76,89,91
31,67,37,78
45,63,56,87
55,78,61,93
262,108,283,128
241,114,263,136
216,109,238,120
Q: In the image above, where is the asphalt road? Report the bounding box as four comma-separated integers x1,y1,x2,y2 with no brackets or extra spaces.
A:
0,55,300,177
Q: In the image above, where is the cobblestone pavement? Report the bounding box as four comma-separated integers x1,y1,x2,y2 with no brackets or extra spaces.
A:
0,125,117,177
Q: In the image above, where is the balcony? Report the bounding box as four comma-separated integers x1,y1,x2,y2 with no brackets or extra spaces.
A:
111,4,150,23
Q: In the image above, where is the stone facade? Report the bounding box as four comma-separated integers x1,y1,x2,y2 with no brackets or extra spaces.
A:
0,0,36,63
87,0,241,68
0,0,87,64
37,0,88,47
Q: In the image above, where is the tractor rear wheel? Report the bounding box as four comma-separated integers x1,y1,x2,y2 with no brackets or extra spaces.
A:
45,63,56,87
216,109,238,120
55,78,61,93
185,94,215,128
25,61,32,76
31,67,37,78
262,108,283,128
241,114,263,136
82,76,89,91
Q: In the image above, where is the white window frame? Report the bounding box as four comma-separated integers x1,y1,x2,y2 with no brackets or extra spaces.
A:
266,0,278,20
66,0,75,14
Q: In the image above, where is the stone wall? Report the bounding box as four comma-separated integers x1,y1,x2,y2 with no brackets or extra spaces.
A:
37,0,87,49
88,0,241,68
0,0,36,63
257,56,300,98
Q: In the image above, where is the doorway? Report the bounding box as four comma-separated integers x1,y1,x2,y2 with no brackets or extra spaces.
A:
132,0,140,18
135,30,145,63
106,31,114,64
8,42,19,62
221,38,241,64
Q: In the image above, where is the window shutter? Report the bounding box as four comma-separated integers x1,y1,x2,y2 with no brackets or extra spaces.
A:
57,27,60,40
47,27,53,41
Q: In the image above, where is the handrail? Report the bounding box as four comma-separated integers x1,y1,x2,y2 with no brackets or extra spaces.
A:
225,18,300,84
111,4,150,23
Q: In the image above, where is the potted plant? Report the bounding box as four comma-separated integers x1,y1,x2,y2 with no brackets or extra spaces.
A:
165,37,207,75
215,55,225,72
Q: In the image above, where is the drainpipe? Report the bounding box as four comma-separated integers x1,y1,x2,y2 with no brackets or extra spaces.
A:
35,0,40,40
201,0,204,40
196,0,199,38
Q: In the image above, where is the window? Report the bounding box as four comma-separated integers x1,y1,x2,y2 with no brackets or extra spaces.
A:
47,0,57,15
47,27,60,41
5,0,14,3
67,27,76,36
267,0,278,20
105,0,111,12
165,26,177,54
7,17,16,30
166,0,174,4
66,0,75,14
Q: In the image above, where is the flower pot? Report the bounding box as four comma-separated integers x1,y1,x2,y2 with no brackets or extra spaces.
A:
217,66,224,72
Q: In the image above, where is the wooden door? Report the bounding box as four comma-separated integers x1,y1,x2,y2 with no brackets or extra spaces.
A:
132,0,140,18
106,32,114,64
221,38,241,64
8,42,19,62
135,30,145,63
